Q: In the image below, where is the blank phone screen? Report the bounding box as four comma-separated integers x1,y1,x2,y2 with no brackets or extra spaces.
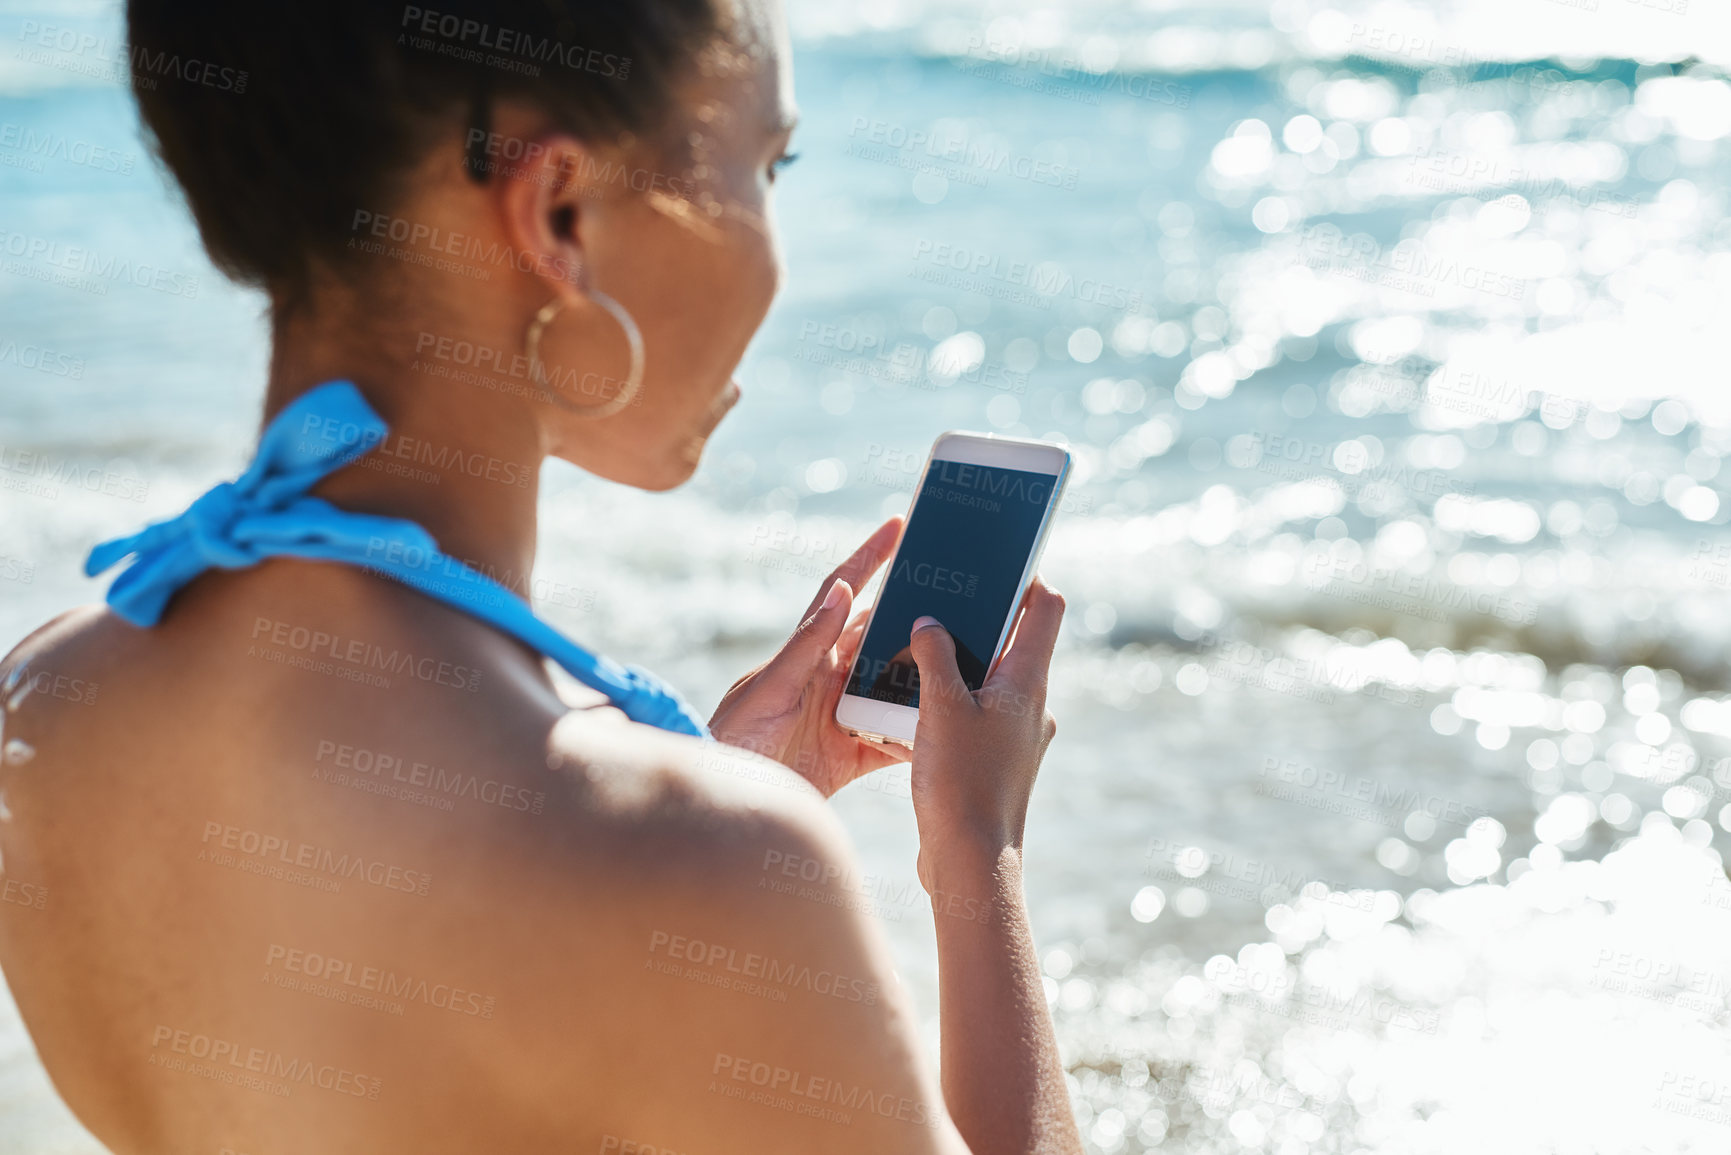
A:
846,459,1058,709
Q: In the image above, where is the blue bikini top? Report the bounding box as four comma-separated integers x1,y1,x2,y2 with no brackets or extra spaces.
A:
84,380,711,738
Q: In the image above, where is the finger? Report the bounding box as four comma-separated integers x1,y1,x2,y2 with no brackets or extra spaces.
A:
834,609,871,668
859,736,911,762
908,617,973,718
819,610,874,712
985,578,1066,692
769,578,854,679
801,517,902,619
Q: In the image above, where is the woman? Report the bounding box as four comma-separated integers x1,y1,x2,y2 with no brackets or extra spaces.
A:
0,1,1080,1152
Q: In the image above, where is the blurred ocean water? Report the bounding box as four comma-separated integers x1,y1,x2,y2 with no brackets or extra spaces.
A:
3,0,1731,1150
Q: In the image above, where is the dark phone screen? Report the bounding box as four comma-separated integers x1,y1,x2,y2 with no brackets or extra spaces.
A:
846,459,1058,709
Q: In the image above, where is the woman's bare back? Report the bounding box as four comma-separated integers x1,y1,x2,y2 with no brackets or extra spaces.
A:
0,0,1088,1147
0,561,950,1155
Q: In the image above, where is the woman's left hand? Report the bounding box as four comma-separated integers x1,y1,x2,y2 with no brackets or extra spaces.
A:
708,517,909,797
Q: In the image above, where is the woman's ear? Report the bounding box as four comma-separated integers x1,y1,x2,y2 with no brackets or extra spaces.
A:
492,129,595,293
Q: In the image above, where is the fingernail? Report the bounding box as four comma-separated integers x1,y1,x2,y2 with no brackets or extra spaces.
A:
911,615,942,633
823,579,847,611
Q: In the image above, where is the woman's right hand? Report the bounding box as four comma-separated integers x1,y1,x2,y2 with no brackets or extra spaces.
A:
905,578,1065,893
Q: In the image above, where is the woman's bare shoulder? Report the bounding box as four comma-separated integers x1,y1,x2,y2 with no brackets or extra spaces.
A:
468,722,946,1150
0,604,130,727
538,707,846,883
1,602,110,670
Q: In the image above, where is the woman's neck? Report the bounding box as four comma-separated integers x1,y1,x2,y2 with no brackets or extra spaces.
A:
263,305,547,599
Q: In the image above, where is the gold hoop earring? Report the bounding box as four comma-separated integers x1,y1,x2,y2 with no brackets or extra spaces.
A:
524,290,644,419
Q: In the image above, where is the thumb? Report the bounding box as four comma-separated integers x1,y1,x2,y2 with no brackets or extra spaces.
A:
908,617,972,716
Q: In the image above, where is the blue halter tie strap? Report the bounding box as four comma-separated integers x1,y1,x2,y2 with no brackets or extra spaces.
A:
84,380,712,739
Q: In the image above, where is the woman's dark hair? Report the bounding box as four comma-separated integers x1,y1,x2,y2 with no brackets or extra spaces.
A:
127,0,721,308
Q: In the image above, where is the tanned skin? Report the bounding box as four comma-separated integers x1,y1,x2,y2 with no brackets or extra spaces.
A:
0,3,1084,1152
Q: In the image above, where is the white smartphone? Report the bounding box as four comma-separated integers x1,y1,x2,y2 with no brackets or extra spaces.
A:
836,430,1071,747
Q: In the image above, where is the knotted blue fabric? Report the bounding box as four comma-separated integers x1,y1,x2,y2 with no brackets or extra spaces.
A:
85,380,711,738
